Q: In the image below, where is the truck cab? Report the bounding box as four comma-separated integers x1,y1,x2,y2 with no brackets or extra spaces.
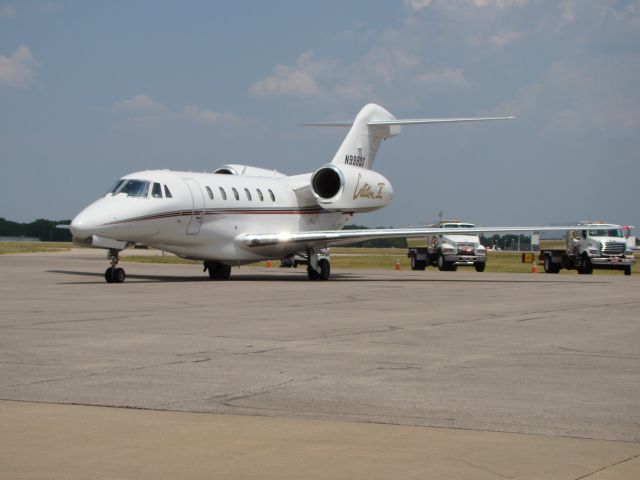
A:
542,222,635,275
408,221,487,272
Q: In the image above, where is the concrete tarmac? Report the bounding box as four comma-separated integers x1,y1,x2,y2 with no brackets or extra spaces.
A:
1,249,639,479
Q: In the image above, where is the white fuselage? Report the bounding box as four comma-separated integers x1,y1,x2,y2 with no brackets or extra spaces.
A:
71,169,351,263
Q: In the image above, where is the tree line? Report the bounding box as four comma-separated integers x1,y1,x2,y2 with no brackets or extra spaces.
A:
0,218,72,242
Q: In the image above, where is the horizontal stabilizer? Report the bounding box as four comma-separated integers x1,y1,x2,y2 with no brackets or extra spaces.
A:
368,116,515,126
301,116,514,128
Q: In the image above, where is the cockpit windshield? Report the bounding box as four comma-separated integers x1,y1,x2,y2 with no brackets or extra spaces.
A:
110,179,150,198
588,228,623,238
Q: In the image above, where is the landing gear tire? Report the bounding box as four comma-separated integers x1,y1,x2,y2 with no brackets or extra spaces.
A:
307,267,320,280
105,267,125,283
104,249,125,283
205,261,231,280
474,262,486,272
318,258,330,280
308,259,330,280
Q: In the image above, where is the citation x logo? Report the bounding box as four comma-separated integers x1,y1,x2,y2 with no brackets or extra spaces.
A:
353,173,384,200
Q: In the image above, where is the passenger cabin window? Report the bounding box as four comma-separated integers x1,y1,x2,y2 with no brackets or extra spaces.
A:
268,189,276,202
244,188,252,201
113,179,150,198
232,187,239,200
152,183,163,198
206,186,214,200
256,188,264,201
219,187,227,200
164,185,172,198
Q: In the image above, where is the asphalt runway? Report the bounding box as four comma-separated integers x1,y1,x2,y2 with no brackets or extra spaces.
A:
1,249,639,479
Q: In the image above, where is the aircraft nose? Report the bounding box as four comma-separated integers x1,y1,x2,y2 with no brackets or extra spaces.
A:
70,213,96,239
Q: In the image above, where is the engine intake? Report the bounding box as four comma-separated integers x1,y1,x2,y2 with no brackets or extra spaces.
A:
310,164,393,212
312,166,343,200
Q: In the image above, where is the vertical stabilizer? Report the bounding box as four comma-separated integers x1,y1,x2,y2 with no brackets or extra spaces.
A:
330,103,400,170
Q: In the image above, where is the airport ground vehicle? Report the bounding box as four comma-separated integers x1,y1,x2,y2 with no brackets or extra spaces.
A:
407,221,487,272
539,223,635,275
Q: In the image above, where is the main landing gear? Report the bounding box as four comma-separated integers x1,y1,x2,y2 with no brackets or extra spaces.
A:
104,249,125,283
306,247,330,281
204,261,231,280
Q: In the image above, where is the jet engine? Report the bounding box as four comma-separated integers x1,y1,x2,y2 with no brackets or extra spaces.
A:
214,164,286,178
310,164,393,212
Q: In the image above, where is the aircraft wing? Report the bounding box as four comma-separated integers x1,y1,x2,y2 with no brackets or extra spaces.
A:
240,226,571,248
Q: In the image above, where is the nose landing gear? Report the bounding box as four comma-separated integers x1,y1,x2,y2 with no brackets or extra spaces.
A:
105,249,125,283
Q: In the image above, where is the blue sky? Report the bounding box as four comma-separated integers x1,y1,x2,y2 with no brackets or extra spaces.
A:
1,0,638,229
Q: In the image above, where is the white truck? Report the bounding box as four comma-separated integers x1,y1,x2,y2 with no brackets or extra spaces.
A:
539,222,635,275
407,221,487,272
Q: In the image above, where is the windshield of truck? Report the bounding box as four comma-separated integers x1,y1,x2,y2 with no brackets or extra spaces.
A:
588,228,623,238
442,223,476,229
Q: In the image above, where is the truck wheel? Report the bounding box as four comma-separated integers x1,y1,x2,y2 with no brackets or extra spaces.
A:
474,262,486,272
582,255,593,275
543,256,559,274
437,253,447,271
410,256,426,271
624,266,631,276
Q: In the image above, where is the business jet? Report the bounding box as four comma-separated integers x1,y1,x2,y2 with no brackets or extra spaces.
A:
69,103,558,283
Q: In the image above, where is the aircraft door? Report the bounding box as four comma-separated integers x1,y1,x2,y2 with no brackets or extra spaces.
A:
183,178,205,235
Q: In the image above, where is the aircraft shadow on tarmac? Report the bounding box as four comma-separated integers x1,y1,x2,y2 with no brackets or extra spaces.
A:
47,270,603,285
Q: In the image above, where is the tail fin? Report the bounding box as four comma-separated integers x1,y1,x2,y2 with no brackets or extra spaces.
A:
303,103,514,170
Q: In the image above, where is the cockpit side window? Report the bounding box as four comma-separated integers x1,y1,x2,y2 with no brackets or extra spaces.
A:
114,180,150,198
206,186,214,200
164,185,172,198
152,183,163,198
219,187,227,200
232,187,239,200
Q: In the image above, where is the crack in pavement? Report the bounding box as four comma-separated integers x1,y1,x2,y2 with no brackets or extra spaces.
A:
574,452,640,479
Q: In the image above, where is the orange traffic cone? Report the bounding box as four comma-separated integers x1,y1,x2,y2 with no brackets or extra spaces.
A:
266,260,272,268
531,262,537,273
394,259,401,270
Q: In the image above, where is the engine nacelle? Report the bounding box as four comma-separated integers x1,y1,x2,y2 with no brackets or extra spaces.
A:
310,164,394,212
214,164,286,178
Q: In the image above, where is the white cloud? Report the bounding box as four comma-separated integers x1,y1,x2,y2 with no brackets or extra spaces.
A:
250,51,335,97
179,105,243,125
414,68,471,92
0,4,16,18
361,47,419,85
405,0,433,11
113,94,244,127
0,45,36,88
406,0,529,12
114,94,168,114
489,30,522,48
490,58,640,137
472,0,529,8
560,0,576,23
